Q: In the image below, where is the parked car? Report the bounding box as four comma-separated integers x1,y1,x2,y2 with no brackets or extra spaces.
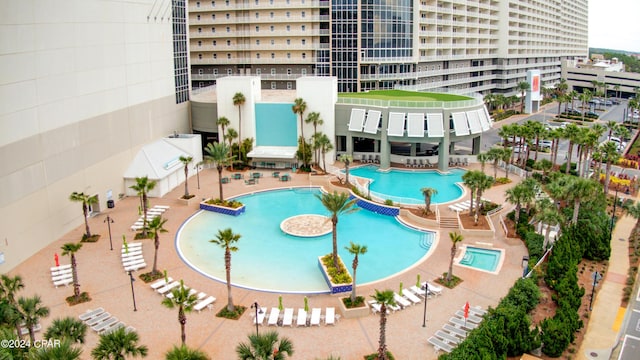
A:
537,140,553,150
563,109,581,116
585,111,599,119
611,99,620,105
513,145,528,154
604,100,613,106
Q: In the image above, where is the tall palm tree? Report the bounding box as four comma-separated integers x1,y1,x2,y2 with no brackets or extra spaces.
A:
204,142,233,201
69,192,98,239
61,242,83,300
292,98,308,168
601,141,621,195
30,339,82,360
567,177,598,224
233,92,246,158
338,154,353,185
473,174,494,224
606,120,618,141
165,345,210,360
162,280,199,346
505,184,529,223
236,330,294,360
579,90,593,122
147,216,168,275
18,295,49,342
526,120,545,162
315,191,360,270
0,274,24,337
317,133,333,172
447,232,464,282
569,90,578,110
210,228,241,312
501,148,513,179
420,187,438,215
517,81,531,113
486,148,503,179
91,327,148,360
44,317,87,344
533,199,564,249
217,116,230,141
462,170,484,216
371,289,396,360
345,241,368,303
129,176,157,237
563,124,580,174
476,152,490,173
305,112,323,164
179,156,193,199
225,128,239,168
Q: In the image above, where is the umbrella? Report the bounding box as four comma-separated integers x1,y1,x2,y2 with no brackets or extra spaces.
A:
464,301,470,326
122,235,129,253
278,296,283,311
54,253,59,267
399,281,403,295
416,274,421,288
304,296,309,312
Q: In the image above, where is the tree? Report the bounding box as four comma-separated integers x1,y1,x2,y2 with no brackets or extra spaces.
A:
69,192,98,239
600,141,621,195
147,216,168,275
567,177,598,224
129,176,157,237
486,148,504,179
305,112,324,165
370,289,396,360
233,92,246,159
473,173,494,224
225,128,239,168
204,142,233,201
345,241,368,303
579,90,592,122
179,156,193,199
562,124,580,175
505,184,532,223
317,133,333,173
91,327,148,360
517,81,531,113
165,345,209,360
338,154,353,185
315,191,360,270
476,152,490,173
162,280,199,346
61,242,84,300
236,330,294,360
462,170,484,216
210,228,241,312
420,187,438,215
292,98,309,168
447,232,464,282
0,274,25,336
17,295,50,342
217,116,230,140
501,148,513,179
533,199,564,249
44,317,87,344
30,339,82,360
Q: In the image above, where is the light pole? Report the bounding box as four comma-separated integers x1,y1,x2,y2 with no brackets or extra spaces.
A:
128,271,137,311
194,163,201,190
589,271,602,311
104,215,114,251
251,301,262,336
421,283,428,327
610,187,619,238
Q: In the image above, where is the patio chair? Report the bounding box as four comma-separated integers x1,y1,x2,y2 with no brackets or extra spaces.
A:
296,308,307,327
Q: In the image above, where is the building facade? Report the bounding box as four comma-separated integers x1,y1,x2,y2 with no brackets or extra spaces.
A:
562,58,640,98
188,0,588,94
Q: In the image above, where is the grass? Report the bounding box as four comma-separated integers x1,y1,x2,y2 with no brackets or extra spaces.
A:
216,305,246,320
81,234,101,243
338,90,472,102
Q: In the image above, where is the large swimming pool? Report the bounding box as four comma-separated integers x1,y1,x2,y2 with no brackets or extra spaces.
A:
348,165,466,205
176,188,434,293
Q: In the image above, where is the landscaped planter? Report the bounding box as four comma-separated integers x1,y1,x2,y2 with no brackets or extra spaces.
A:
177,196,197,206
200,200,246,216
317,256,352,295
338,297,370,319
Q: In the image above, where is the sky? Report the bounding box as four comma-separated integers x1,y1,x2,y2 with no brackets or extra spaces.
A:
589,0,640,52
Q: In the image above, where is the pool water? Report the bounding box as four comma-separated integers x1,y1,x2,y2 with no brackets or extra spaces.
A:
348,165,465,205
458,246,502,273
176,188,434,293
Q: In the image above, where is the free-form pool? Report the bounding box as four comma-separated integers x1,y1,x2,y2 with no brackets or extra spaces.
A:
458,246,503,274
348,165,465,205
176,188,435,293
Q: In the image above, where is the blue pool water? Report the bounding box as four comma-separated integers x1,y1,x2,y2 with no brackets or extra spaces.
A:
348,165,466,204
176,188,434,293
459,247,502,273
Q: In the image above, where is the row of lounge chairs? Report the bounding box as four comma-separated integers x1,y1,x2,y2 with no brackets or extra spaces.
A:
447,198,490,213
428,304,487,354
254,307,338,327
149,277,216,312
78,307,135,335
360,154,380,164
51,264,73,288
405,158,435,168
369,282,443,315
448,157,469,167
130,205,169,231
121,242,146,272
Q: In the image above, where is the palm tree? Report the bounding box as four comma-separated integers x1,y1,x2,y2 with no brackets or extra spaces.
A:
315,191,360,270
129,176,157,237
345,241,368,303
292,98,308,168
517,81,531,113
473,173,494,224
338,154,353,185
505,184,530,223
305,112,324,164
447,232,464,282
165,345,210,360
600,141,621,195
236,330,294,360
217,116,230,140
162,280,199,346
533,199,564,249
210,228,241,312
204,142,233,201
317,133,333,172
486,148,504,179
462,170,484,216
91,327,148,360
179,156,193,199
501,148,513,179
30,339,82,360
533,159,553,177
567,177,598,224
44,317,87,344
147,216,168,275
17,295,49,342
61,242,83,300
579,90,593,121
420,187,438,215
526,120,545,162
233,92,246,158
0,274,25,336
69,192,98,239
370,289,396,360
225,128,239,166
563,124,580,174
476,152,490,173
569,90,578,110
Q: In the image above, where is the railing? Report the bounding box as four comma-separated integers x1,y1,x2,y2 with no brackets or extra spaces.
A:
499,214,508,236
435,205,440,225
335,96,482,109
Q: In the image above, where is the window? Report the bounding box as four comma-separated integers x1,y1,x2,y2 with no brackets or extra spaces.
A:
225,0,229,5
301,25,305,31
287,53,291,59
226,13,230,19
301,39,306,45
213,54,217,59
198,69,204,75
256,68,261,75
270,25,274,32
213,40,217,45
211,27,215,33
286,0,290,3
302,52,306,59
271,68,276,75
286,25,290,31
256,26,260,32
287,82,292,89
271,53,275,58
211,0,215,6
213,69,218,75
301,11,305,18
286,12,290,17
211,14,215,19
270,40,274,45
287,68,292,75
227,53,231,59
286,39,291,45
256,53,260,59
255,12,259,18
256,39,260,45
255,0,258,3
301,68,307,75
269,0,273,4
270,12,274,18
196,1,200,7
226,26,230,32
196,15,201,20
271,82,276,89
197,41,202,46
198,53,203,59
227,40,231,46
198,27,202,33
227,69,232,75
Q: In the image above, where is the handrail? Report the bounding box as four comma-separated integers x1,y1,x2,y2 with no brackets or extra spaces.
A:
435,205,440,224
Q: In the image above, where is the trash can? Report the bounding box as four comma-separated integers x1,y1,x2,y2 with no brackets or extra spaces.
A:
107,200,115,209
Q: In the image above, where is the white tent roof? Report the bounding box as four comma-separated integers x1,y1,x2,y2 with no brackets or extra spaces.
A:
123,139,189,180
247,146,297,159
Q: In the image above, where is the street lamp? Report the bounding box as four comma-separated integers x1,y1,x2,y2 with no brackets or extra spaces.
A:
104,215,114,251
128,271,137,311
251,301,262,336
610,187,619,238
421,283,429,327
589,271,602,311
194,163,201,190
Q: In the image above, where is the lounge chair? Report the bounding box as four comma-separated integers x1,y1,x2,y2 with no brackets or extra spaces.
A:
426,159,434,168
309,308,322,326
463,158,469,166
156,281,180,295
447,204,465,212
405,158,412,167
167,288,197,300
393,293,412,308
409,285,428,298
253,307,267,325
282,308,294,327
412,159,419,168
79,308,105,321
92,317,118,332
418,159,425,168
121,254,143,263
53,277,73,288
85,312,111,326
296,308,307,327
122,258,145,268
19,323,41,336
51,273,73,282
267,307,280,326
194,296,216,312
153,205,170,210
124,262,146,272
435,330,462,344
50,264,72,272
454,310,483,324
428,336,453,353
464,305,487,316
325,307,336,325
51,268,72,277
449,316,477,330
423,282,443,296
401,289,422,304
150,277,173,290
99,322,125,335
374,155,380,164
221,177,230,184
443,324,467,338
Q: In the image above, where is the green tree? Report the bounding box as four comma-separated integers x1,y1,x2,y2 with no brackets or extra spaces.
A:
91,327,148,360
236,330,294,360
305,111,324,164
210,228,241,312
462,170,484,216
338,154,353,185
179,156,193,199
162,280,199,346
370,289,396,360
61,242,84,301
345,241,368,303
69,192,98,239
129,176,157,237
225,128,239,168
204,142,233,201
316,133,333,173
447,232,464,282
562,124,580,175
44,317,87,344
233,92,246,159
567,177,599,225
517,81,531,113
165,345,209,360
29,339,82,360
315,191,360,270
486,148,503,179
147,216,168,275
420,187,438,215
473,173,494,224
217,116,230,141
18,295,50,343
476,152,490,173
292,98,308,167
0,274,25,336
600,141,621,195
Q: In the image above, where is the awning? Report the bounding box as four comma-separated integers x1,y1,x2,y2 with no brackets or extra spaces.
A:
247,146,298,159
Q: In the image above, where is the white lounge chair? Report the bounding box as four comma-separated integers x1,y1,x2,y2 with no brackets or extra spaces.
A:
253,307,267,325
166,288,197,300
92,317,118,332
449,316,477,330
51,273,73,282
153,205,170,209
435,330,462,344
401,289,422,304
296,308,307,327
85,312,111,326
124,262,146,272
443,324,467,338
423,282,443,296
150,277,173,290
454,310,483,324
50,264,72,272
409,285,428,298
19,323,41,336
53,277,73,288
156,281,180,295
282,308,294,327
79,308,105,321
309,308,321,326
121,254,143,263
194,296,216,312
122,258,145,268
464,305,487,316
267,307,280,326
123,242,142,248
325,307,336,325
99,322,125,335
428,336,453,353
51,268,72,277
393,292,412,308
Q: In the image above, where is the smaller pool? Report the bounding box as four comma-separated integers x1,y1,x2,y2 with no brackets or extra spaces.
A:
458,246,503,274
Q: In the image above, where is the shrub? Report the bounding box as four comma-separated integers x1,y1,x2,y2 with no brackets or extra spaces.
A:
321,254,352,284
206,198,243,208
342,296,365,308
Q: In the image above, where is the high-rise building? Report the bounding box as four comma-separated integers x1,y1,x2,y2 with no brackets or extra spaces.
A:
188,0,588,94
